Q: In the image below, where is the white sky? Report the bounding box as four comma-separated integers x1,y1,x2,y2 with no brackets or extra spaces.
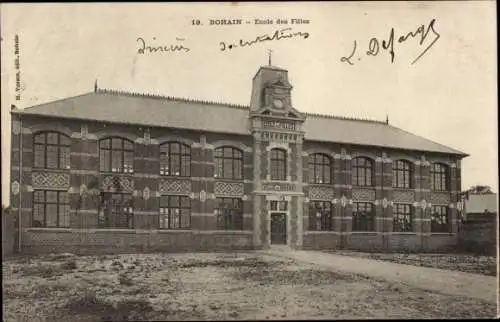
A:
1,2,497,205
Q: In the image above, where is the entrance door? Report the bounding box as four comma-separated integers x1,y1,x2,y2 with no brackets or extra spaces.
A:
270,213,287,245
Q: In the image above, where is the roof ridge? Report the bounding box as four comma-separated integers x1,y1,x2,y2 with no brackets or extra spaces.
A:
305,111,387,124
97,87,250,110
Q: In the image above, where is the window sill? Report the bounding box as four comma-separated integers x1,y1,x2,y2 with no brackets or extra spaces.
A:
391,231,417,234
99,172,135,175
32,168,70,173
213,178,245,183
160,175,191,179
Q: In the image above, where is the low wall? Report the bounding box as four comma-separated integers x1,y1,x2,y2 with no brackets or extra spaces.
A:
2,210,16,259
302,231,458,253
21,228,254,255
459,217,497,255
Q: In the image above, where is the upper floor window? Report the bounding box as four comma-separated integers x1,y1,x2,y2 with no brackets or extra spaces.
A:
33,132,71,170
431,205,450,233
308,153,331,184
270,148,287,181
99,137,134,173
160,142,191,176
214,147,243,180
393,160,412,189
430,163,449,191
352,157,374,187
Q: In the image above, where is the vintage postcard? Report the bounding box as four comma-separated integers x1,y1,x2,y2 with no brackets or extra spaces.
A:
1,2,497,320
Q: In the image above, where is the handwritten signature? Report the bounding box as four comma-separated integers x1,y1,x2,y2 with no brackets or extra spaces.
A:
137,37,190,54
340,18,441,65
219,27,310,51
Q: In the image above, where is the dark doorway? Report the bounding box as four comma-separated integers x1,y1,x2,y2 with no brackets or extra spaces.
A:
270,213,287,245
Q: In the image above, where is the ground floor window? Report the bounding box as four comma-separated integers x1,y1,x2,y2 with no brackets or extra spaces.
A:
309,201,333,231
159,195,191,229
393,203,413,232
215,197,243,230
352,202,375,231
98,193,133,228
431,205,450,233
32,190,70,227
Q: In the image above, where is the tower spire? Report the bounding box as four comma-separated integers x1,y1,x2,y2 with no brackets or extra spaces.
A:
386,114,389,124
267,49,272,66
94,79,98,92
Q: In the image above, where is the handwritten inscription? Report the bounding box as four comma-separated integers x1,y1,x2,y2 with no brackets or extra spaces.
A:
340,19,441,65
137,37,190,54
219,27,310,52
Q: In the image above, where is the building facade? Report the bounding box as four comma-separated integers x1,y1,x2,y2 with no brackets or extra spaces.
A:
10,65,468,254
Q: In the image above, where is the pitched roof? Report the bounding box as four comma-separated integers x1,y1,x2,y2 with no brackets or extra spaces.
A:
13,89,467,156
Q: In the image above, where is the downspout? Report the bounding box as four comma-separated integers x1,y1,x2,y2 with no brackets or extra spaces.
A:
18,115,23,252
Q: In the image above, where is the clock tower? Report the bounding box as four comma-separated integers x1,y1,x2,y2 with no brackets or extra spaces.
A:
249,65,306,250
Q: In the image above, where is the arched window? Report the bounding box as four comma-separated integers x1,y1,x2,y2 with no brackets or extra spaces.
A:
33,132,71,169
270,148,287,181
160,142,191,176
308,154,331,184
393,160,412,189
430,163,449,191
99,137,134,173
214,147,243,180
352,157,374,187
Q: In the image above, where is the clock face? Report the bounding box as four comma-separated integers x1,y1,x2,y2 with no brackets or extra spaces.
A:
273,99,284,109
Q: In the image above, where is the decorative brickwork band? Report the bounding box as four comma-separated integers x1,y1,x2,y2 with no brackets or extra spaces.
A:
429,192,451,205
308,185,334,200
101,175,135,193
32,172,70,189
352,188,376,201
159,178,191,195
392,190,415,203
214,181,244,197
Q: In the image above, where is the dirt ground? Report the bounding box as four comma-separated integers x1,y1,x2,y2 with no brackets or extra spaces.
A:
325,250,497,276
2,252,497,321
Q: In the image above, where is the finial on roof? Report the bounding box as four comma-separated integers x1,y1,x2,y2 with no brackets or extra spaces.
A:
268,49,273,66
386,114,389,124
94,79,98,92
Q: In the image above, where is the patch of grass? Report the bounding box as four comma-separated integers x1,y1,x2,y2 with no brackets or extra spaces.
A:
60,260,78,270
118,273,134,286
179,257,272,269
65,290,155,321
20,264,63,278
234,266,357,285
